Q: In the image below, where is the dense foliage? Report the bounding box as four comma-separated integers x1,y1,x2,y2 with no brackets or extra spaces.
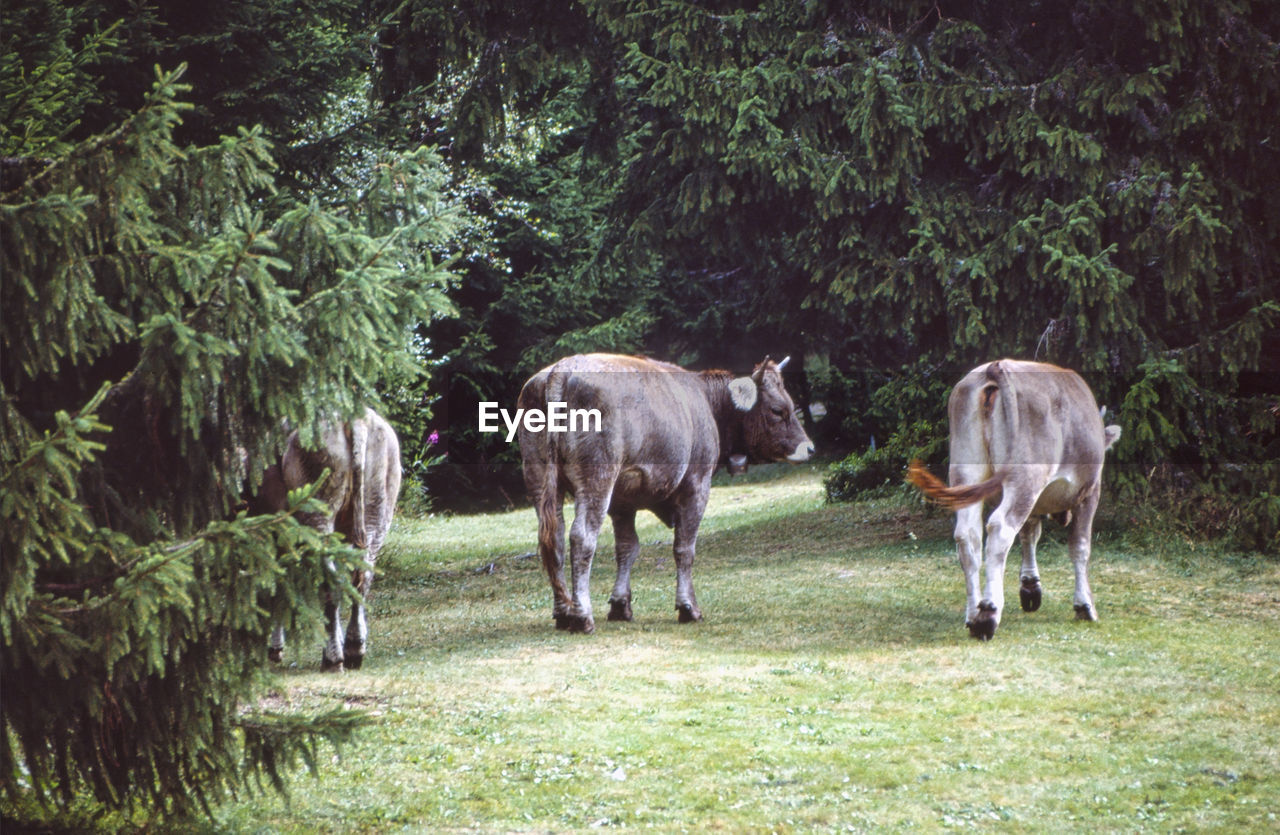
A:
1,1,457,823
3,0,1277,824
823,421,946,504
378,0,1278,547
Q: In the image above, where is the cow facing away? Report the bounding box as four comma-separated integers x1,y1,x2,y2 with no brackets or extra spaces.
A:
253,408,402,670
907,360,1120,640
519,354,814,633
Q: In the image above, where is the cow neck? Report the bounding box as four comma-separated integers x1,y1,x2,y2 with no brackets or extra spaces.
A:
697,369,750,464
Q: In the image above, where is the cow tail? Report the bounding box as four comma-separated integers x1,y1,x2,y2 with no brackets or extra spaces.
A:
348,415,370,549
534,433,574,613
537,451,561,563
906,460,1003,511
982,360,1020,454
533,371,571,607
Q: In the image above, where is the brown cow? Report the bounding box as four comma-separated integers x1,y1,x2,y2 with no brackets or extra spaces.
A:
518,353,814,633
254,408,402,670
907,360,1120,640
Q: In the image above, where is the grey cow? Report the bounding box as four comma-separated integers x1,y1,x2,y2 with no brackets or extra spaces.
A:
518,353,814,633
908,360,1121,640
254,407,401,670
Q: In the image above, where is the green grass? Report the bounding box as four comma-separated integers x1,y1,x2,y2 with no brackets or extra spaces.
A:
213,464,1280,833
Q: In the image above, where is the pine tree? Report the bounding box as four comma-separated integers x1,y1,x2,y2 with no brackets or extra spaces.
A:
0,55,457,824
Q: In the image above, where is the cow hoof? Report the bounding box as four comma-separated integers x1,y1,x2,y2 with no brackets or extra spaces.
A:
554,613,572,630
676,603,702,624
320,656,344,673
967,619,996,641
267,647,284,664
563,614,596,634
967,601,998,641
344,652,365,671
1020,578,1043,612
1074,603,1098,622
607,598,633,622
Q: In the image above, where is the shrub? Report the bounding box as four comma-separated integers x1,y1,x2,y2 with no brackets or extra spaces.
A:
824,420,946,503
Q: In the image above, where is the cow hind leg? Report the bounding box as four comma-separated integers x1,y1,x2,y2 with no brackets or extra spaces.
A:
954,504,984,633
1019,517,1043,613
343,609,367,669
608,510,640,622
345,506,391,667
565,493,609,634
321,591,345,672
343,564,374,670
544,495,573,630
972,494,1035,640
1069,486,1102,622
346,453,398,666
268,624,286,664
671,485,709,624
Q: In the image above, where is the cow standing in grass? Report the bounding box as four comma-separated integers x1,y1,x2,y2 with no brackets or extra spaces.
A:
518,353,814,633
254,408,402,670
907,360,1120,640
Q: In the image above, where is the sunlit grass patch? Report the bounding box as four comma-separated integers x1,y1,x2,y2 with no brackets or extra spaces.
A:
211,464,1280,833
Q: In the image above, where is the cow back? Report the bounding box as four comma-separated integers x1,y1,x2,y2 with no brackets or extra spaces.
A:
946,359,1113,515
519,354,719,508
276,409,401,545
281,421,354,533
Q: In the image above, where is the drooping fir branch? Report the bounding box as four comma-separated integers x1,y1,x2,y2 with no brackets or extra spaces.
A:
0,11,123,160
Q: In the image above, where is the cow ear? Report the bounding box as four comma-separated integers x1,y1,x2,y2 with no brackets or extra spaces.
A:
728,377,758,411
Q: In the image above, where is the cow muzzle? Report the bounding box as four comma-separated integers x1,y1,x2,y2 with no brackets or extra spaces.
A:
787,440,815,462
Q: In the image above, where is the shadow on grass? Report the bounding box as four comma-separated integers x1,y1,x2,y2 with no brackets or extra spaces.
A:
366,465,1168,669
367,497,977,664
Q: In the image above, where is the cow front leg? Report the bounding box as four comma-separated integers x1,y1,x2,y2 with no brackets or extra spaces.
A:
671,486,709,624
1018,517,1043,613
608,510,640,622
343,564,374,670
268,624,286,664
565,494,608,633
1069,486,1101,622
954,504,984,631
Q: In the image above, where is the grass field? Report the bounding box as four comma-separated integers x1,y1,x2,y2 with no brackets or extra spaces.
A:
213,464,1280,833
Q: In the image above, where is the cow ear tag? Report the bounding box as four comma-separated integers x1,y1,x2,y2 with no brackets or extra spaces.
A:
728,377,758,411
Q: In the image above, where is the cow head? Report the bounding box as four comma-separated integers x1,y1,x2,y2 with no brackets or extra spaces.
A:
728,356,815,464
247,464,288,515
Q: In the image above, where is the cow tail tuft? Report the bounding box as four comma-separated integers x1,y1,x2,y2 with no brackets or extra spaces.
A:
906,460,1002,511
906,460,943,493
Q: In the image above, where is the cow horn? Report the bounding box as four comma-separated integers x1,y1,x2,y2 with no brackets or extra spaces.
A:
776,356,791,371
752,356,771,383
